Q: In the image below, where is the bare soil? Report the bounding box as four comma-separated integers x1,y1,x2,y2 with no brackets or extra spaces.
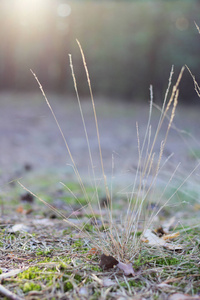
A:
1,92,200,186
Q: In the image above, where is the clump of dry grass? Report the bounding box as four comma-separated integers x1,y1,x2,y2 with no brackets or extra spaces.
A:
19,40,190,263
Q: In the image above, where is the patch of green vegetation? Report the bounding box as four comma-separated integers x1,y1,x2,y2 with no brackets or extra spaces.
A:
71,239,84,248
60,181,97,206
61,195,88,206
62,228,72,235
58,261,71,270
74,274,82,282
39,257,52,263
83,223,95,232
0,269,2,274
90,291,101,300
179,227,200,236
22,282,41,293
130,231,142,237
18,264,59,283
71,239,89,253
134,254,148,268
134,253,180,269
36,249,53,256
99,224,109,231
165,187,199,207
154,257,180,266
120,279,144,289
18,267,41,280
90,265,101,272
85,214,100,219
63,281,73,292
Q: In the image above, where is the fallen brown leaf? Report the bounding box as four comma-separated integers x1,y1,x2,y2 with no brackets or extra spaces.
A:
155,226,166,237
162,232,180,240
99,254,118,270
20,192,34,203
88,247,100,256
143,229,183,250
16,206,33,215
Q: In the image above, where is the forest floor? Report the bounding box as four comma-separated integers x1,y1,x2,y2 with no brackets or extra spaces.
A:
0,92,200,300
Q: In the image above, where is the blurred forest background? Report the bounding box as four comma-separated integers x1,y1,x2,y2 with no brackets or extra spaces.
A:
0,0,200,102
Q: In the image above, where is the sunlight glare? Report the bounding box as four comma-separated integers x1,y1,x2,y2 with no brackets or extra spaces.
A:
17,0,46,12
17,0,48,25
57,3,71,18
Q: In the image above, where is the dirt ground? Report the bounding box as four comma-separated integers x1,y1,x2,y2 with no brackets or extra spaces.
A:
0,92,200,187
1,92,200,300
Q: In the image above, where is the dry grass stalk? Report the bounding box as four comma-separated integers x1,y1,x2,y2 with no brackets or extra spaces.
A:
186,65,200,98
76,40,111,205
124,67,185,257
26,43,188,262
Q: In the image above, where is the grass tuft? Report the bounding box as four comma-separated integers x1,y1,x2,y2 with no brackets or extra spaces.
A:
1,36,200,299
22,43,187,263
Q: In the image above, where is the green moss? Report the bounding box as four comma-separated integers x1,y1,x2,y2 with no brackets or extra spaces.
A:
62,229,72,235
134,254,146,268
0,269,2,274
18,264,58,283
64,281,73,292
18,267,41,280
99,225,109,231
39,257,52,263
121,279,144,288
83,223,95,232
134,253,180,269
154,257,180,266
22,282,41,293
71,239,88,253
61,195,88,206
58,262,69,270
91,291,101,300
36,249,53,256
74,274,82,282
90,266,101,272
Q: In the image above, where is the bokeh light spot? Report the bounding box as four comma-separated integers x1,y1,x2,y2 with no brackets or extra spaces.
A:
57,3,71,18
176,17,189,31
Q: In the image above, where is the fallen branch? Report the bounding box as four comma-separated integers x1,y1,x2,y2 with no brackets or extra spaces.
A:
0,284,23,300
0,268,27,280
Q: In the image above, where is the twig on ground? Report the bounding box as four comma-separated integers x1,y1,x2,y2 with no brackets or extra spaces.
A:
0,268,28,280
0,284,23,300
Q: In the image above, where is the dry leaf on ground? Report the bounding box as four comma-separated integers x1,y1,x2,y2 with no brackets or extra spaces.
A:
20,192,34,203
117,262,135,276
143,229,183,250
99,254,135,276
9,224,30,233
88,247,100,256
162,232,180,240
99,254,118,270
